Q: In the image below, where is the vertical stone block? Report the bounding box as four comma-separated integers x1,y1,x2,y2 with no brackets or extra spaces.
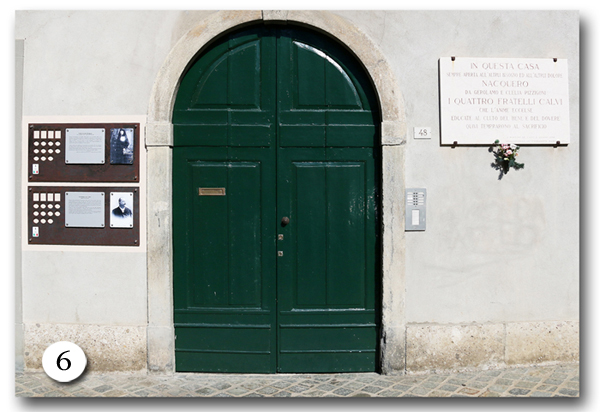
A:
407,323,504,372
505,321,579,365
23,323,147,372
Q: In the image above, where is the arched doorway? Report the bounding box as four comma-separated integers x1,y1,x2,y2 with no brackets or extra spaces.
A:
172,24,382,373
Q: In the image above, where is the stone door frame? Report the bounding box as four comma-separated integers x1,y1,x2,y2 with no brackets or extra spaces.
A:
145,10,406,374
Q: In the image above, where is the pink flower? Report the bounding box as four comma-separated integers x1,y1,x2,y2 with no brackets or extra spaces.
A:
506,149,513,155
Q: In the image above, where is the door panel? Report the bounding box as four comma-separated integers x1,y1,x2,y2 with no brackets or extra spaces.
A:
173,25,380,373
172,147,277,373
173,26,276,146
276,148,378,372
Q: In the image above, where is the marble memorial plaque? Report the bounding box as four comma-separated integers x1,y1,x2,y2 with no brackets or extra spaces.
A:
439,57,570,145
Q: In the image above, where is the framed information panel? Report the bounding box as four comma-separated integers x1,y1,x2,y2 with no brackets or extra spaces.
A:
439,57,570,145
28,123,140,182
28,186,139,246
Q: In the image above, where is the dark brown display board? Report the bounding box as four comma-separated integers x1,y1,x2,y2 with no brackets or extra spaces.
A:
28,123,140,182
28,186,140,246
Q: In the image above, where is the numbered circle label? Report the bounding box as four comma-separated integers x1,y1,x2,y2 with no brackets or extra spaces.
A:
42,341,87,382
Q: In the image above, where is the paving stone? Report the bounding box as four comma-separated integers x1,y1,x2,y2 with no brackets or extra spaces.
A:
213,382,233,390
333,387,355,396
315,383,339,392
92,384,114,393
69,388,99,397
421,380,441,389
361,385,384,394
133,389,155,397
426,375,447,383
467,380,489,389
399,377,427,385
564,380,579,389
439,384,459,392
503,371,526,379
372,379,395,388
458,387,480,396
344,381,367,391
391,384,413,392
43,390,68,397
488,385,509,393
287,384,310,393
558,388,579,397
480,390,501,397
32,386,52,394
256,386,280,395
311,375,332,382
521,375,542,382
270,380,294,389
514,380,537,389
273,391,292,397
378,389,403,397
136,379,158,388
544,378,565,385
102,389,128,397
447,378,468,386
535,384,557,392
427,390,451,397
195,387,217,395
303,390,327,396
410,386,430,396
166,388,189,396
356,375,379,383
508,388,531,396
351,392,371,397
474,375,494,382
530,391,553,397
226,386,251,396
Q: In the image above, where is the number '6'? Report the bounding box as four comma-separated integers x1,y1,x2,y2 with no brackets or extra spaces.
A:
57,350,72,371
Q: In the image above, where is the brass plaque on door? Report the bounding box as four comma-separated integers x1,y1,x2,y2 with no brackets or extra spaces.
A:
198,187,226,196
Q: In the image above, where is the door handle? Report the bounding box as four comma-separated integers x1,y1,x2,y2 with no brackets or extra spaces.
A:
281,217,290,227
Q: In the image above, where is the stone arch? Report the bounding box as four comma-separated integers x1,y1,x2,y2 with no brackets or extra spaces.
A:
146,10,406,374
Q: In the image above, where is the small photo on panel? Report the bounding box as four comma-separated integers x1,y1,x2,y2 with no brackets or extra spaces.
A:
110,128,134,164
110,192,134,228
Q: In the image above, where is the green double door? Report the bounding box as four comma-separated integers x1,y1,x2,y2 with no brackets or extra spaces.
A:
173,25,380,373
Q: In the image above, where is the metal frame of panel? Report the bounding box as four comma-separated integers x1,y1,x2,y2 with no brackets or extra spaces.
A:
27,186,140,246
28,123,140,182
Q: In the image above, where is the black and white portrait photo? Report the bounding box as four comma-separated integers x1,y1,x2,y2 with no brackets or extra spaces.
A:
110,192,134,228
110,127,134,164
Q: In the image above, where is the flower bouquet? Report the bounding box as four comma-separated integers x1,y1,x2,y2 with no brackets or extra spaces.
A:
491,140,524,174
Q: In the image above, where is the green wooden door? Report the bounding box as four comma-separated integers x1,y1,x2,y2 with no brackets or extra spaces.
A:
173,25,380,373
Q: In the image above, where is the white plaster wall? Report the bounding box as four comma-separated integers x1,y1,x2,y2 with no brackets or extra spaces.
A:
337,10,579,324
15,11,206,116
16,10,578,336
21,251,147,325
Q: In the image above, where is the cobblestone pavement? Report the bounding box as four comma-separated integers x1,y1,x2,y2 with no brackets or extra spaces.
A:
15,363,578,398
